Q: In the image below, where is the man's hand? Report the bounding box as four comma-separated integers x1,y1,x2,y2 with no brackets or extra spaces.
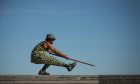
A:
64,55,70,59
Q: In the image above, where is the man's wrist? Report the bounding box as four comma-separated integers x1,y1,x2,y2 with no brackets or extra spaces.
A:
64,55,69,59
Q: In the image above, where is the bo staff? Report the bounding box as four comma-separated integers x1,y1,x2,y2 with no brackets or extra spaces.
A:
68,58,96,67
50,53,95,67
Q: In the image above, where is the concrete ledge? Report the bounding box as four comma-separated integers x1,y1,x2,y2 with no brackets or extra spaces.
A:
0,75,140,84
98,75,140,84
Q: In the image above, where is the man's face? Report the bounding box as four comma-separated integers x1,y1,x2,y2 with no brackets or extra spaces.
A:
49,40,54,44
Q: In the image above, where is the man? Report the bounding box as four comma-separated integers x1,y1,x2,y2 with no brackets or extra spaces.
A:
31,34,76,75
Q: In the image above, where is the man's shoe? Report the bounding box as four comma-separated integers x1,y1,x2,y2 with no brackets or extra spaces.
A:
66,62,77,72
38,70,50,75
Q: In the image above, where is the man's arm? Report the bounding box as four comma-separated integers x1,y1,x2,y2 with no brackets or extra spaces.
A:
44,42,69,59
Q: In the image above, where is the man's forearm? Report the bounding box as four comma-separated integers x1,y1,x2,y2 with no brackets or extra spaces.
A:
51,49,69,59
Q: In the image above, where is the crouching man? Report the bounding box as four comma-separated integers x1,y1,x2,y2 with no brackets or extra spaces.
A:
31,34,76,75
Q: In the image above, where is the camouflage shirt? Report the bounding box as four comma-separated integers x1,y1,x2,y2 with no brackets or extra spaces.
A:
31,41,49,56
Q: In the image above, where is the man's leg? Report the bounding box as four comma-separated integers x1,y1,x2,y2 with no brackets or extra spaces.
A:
38,64,50,75
42,64,50,71
40,54,67,67
38,53,76,75
46,56,77,72
40,54,77,72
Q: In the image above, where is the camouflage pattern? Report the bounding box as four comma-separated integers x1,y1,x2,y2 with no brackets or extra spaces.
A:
31,41,65,67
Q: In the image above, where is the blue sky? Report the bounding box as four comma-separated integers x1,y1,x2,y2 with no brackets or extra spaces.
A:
0,0,140,75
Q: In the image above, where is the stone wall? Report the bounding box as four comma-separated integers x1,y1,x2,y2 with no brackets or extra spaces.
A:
98,75,140,84
0,75,139,84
